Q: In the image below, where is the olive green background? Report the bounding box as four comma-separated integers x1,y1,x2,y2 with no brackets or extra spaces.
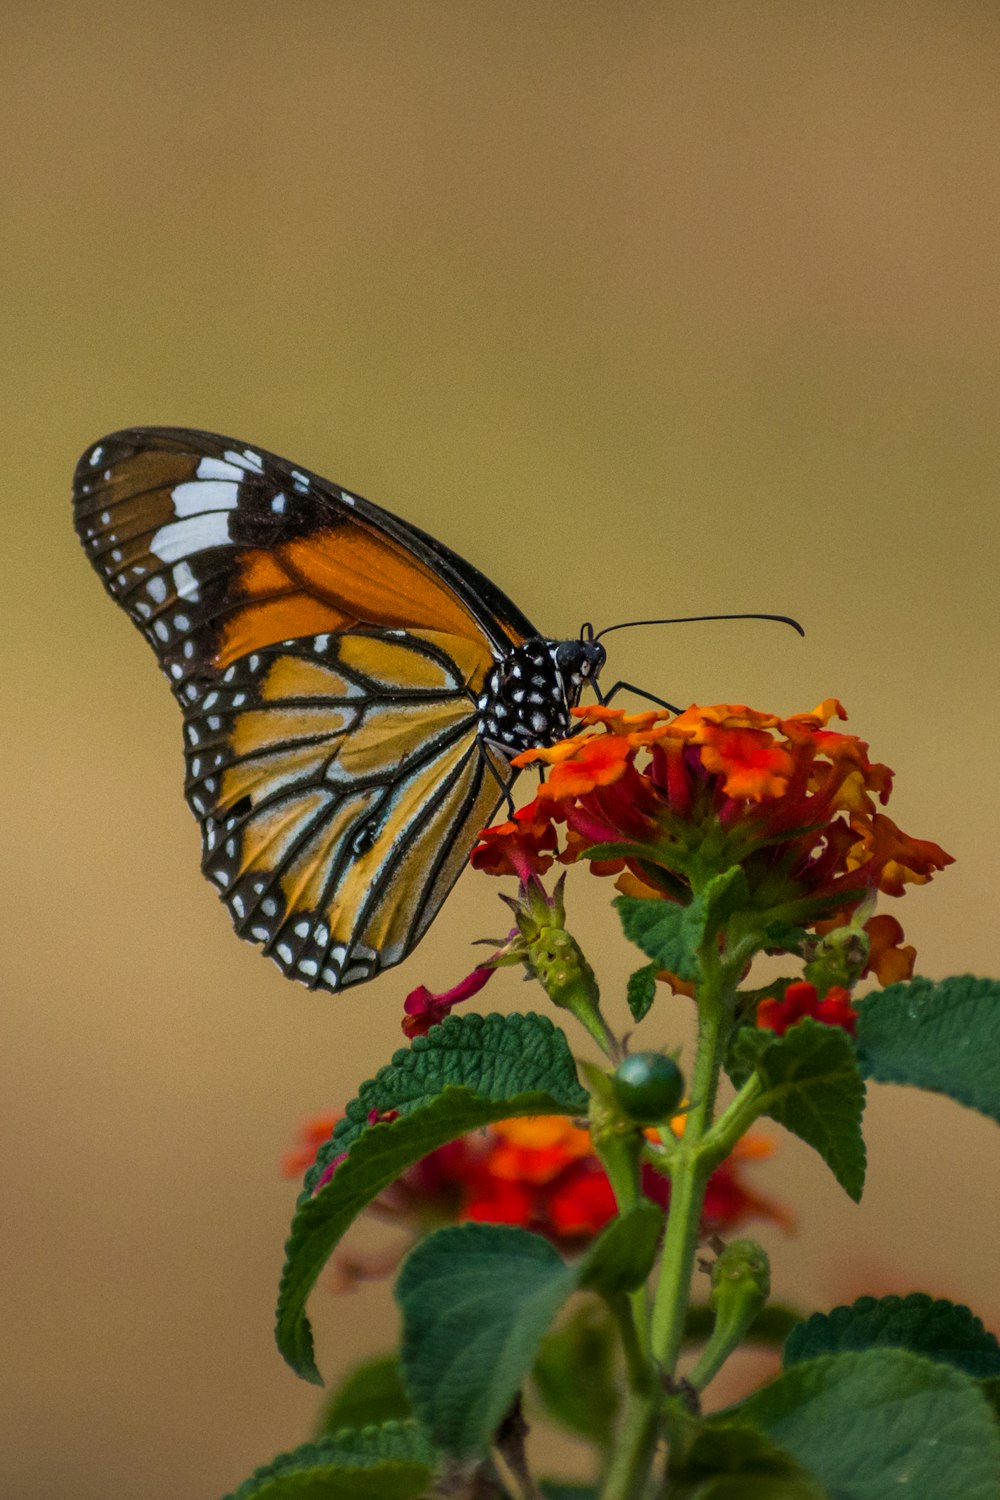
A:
4,4,999,1496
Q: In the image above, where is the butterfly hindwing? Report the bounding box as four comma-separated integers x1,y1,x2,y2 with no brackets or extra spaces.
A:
188,630,506,990
73,428,527,991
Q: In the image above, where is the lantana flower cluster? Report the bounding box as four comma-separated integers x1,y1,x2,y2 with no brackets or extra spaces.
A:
406,701,951,1036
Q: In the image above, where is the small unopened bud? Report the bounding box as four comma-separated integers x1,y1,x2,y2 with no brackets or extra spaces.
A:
688,1239,771,1392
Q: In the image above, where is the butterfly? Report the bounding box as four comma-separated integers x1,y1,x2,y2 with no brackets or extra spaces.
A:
73,428,606,992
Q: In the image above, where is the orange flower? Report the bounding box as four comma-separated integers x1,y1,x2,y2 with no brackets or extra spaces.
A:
471,702,953,970
863,913,916,986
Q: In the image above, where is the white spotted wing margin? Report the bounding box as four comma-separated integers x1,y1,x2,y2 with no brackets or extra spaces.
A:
185,629,510,992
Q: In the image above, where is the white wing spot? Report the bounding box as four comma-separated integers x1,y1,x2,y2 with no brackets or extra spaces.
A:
270,492,286,514
151,512,232,563
196,456,244,482
298,959,319,977
261,898,278,917
232,894,246,917
170,480,239,517
147,575,168,604
251,926,270,942
277,943,293,965
89,445,104,466
291,470,310,492
154,620,170,642
172,560,200,602
294,920,310,938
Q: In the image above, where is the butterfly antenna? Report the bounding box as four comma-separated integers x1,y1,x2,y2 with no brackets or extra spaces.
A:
589,612,805,642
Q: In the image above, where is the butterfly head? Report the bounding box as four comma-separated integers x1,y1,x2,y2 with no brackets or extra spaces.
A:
554,633,607,693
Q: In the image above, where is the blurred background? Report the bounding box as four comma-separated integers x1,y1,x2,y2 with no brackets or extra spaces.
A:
4,2,999,1495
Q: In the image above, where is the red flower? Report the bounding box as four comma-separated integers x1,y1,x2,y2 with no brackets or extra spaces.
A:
756,980,859,1038
285,1111,789,1288
402,963,497,1038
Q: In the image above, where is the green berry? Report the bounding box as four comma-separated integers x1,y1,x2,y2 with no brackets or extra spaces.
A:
613,1052,684,1124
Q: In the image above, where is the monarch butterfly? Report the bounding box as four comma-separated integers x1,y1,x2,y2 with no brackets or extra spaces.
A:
73,428,607,993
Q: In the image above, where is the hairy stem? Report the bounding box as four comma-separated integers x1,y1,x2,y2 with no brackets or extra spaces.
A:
650,948,736,1375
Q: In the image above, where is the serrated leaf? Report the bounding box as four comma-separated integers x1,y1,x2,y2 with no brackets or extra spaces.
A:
728,1348,1000,1499
783,1294,1000,1379
855,975,1000,1124
397,1223,579,1456
278,1014,587,1383
615,895,702,981
727,1019,866,1200
317,1356,410,1437
532,1302,620,1450
668,1422,829,1500
308,1012,588,1185
397,1207,660,1459
221,1421,435,1500
627,963,659,1023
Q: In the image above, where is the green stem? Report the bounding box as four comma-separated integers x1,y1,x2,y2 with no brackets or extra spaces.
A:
700,1070,766,1168
599,1389,661,1500
650,951,736,1376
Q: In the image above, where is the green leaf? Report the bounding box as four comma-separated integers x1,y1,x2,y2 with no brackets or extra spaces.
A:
627,962,659,1022
579,1200,664,1296
278,1013,587,1383
855,975,1000,1124
532,1301,620,1450
727,1019,866,1201
307,1011,588,1184
729,1348,1000,1499
668,1422,829,1500
397,1223,579,1456
317,1356,410,1437
396,1208,660,1459
615,895,702,981
221,1421,435,1500
783,1294,1000,1379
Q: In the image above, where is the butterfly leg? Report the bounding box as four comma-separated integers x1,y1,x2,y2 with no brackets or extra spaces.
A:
595,679,682,715
477,741,518,819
